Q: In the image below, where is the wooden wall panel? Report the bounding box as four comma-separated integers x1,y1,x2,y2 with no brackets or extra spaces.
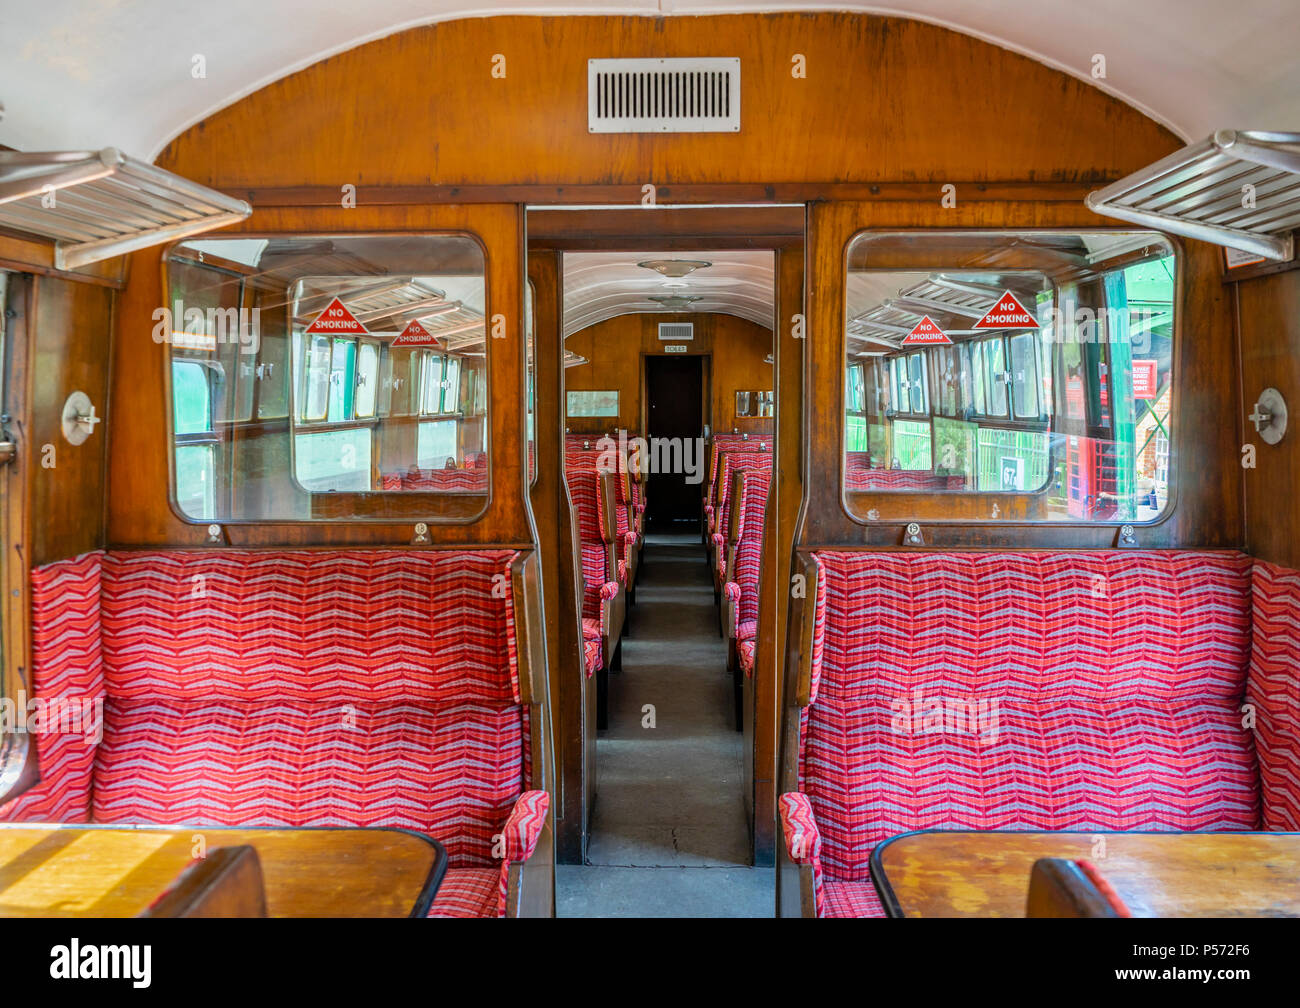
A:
530,250,593,863
158,14,1176,193
564,312,772,436
1237,270,1300,570
748,243,804,867
27,275,114,566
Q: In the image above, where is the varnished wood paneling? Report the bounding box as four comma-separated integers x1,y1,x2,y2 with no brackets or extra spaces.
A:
28,276,113,566
158,15,1177,192
749,244,804,868
530,250,591,864
565,312,772,436
1237,270,1300,570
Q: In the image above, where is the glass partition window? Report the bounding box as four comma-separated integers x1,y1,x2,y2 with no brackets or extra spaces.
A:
165,234,489,522
843,230,1175,523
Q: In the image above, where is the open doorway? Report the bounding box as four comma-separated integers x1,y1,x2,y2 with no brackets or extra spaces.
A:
644,353,704,531
539,233,786,915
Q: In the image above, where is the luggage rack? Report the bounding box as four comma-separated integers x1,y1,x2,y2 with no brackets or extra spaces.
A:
1086,130,1300,262
0,148,251,270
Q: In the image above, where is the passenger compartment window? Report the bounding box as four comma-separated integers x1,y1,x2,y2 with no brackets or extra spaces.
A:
842,230,1176,523
164,234,489,522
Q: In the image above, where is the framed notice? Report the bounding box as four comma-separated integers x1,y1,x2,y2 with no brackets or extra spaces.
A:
567,390,619,418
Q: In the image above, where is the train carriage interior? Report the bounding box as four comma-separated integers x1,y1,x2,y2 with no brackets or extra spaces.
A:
0,0,1298,951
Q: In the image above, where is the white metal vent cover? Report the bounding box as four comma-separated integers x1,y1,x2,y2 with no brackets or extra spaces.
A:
588,58,740,134
658,322,695,341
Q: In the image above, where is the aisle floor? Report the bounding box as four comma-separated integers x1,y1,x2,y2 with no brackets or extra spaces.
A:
557,532,774,917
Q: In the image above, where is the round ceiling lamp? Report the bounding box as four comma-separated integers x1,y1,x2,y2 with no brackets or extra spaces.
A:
648,294,702,310
637,259,713,278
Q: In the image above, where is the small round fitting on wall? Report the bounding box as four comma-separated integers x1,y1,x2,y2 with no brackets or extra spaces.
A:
61,390,101,446
1249,388,1288,446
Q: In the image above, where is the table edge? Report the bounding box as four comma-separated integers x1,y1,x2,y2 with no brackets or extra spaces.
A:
0,823,450,919
868,828,1300,921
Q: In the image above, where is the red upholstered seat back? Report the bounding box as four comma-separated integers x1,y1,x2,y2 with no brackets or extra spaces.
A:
1247,560,1300,830
801,549,1259,882
707,434,766,504
2,549,527,869
844,454,966,491
714,450,772,545
0,552,104,822
566,468,611,620
399,467,489,492
732,470,772,626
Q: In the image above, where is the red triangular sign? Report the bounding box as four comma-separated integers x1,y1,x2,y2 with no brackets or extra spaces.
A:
305,297,368,335
902,315,951,345
974,290,1038,329
391,319,443,348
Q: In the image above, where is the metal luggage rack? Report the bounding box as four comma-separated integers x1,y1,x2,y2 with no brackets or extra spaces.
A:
1086,130,1300,262
0,148,250,270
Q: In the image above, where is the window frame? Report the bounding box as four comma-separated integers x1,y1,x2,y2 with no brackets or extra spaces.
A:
161,230,495,526
839,227,1179,527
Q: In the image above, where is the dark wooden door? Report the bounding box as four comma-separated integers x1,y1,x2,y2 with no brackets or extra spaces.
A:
644,354,704,530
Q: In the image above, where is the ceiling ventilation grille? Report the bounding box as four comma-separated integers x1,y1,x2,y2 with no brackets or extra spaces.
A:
588,58,740,134
658,322,695,341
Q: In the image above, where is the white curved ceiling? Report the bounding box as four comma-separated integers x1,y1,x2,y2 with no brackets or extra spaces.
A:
1,1,1297,160
563,250,774,337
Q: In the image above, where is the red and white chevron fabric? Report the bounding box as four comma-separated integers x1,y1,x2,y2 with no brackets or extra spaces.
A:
713,451,773,554
0,551,105,823
730,469,771,627
779,791,825,916
2,548,542,883
428,868,501,917
800,549,1259,916
738,637,757,676
822,880,883,917
399,467,489,492
99,549,523,705
581,618,603,676
1247,560,1300,830
843,457,966,492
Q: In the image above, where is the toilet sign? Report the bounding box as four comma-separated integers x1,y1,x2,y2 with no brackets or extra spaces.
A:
974,290,1038,329
902,315,951,346
305,297,368,335
391,319,443,348
1132,359,1158,399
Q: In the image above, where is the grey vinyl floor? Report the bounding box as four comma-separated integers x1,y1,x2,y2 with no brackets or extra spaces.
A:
556,532,775,917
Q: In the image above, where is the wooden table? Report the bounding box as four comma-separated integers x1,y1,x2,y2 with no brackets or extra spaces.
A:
871,830,1300,918
0,825,447,918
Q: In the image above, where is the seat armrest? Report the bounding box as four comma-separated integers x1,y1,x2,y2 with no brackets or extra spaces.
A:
778,791,823,917
722,581,741,639
498,790,552,918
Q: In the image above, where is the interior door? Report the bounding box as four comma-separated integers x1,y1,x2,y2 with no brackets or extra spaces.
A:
644,354,703,530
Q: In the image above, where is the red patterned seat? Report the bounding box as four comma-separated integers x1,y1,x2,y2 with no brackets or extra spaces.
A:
568,468,620,669
1248,560,1300,830
710,450,772,586
722,468,771,657
783,549,1263,917
2,548,549,919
